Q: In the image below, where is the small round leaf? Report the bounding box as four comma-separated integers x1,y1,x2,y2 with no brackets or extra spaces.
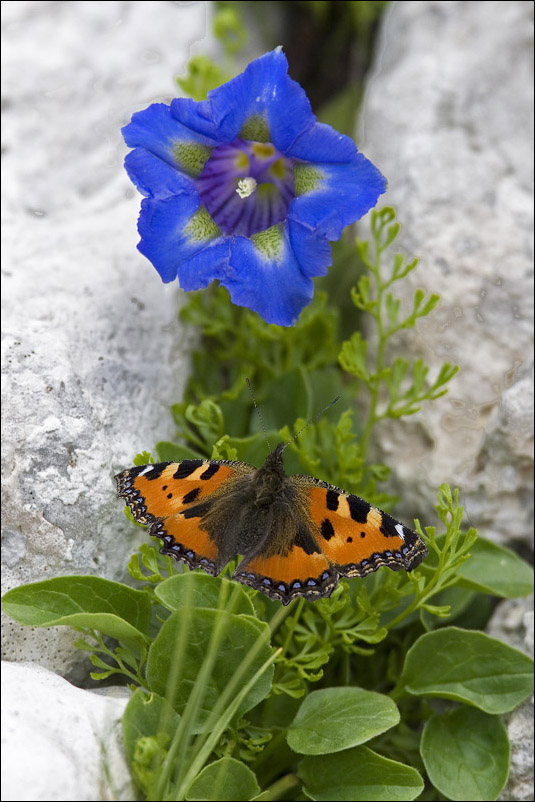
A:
421,707,510,801
287,687,399,754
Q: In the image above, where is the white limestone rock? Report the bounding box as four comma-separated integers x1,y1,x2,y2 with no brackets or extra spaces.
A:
358,1,534,548
1,1,210,676
1,661,134,801
487,597,534,802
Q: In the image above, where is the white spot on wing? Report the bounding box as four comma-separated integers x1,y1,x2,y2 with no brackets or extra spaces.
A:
139,466,154,476
395,523,405,541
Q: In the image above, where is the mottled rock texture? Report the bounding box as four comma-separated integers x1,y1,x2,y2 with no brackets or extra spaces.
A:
359,0,533,548
1,0,210,677
488,597,534,802
360,4,533,799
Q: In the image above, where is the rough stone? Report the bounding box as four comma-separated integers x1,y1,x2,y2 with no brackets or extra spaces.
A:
358,0,534,548
487,597,534,802
1,1,210,677
1,661,134,801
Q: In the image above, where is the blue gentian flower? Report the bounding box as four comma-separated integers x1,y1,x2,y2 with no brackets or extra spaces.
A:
122,49,386,326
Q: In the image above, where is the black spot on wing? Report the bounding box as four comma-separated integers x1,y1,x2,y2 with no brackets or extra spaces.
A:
320,519,335,540
174,460,203,479
142,463,169,481
182,500,213,520
295,523,321,555
182,487,201,505
326,489,339,511
347,495,371,523
380,511,402,538
200,463,220,480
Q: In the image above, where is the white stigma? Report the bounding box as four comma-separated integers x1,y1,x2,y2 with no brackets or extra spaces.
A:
236,177,257,199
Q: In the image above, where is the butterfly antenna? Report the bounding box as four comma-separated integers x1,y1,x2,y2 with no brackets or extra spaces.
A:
282,396,341,451
246,377,271,452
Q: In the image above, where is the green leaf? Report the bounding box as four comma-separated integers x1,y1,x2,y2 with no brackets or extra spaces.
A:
122,689,182,798
421,707,510,801
420,586,475,630
385,293,401,327
299,745,424,801
185,757,260,801
1,576,151,647
186,400,225,445
254,366,312,432
399,627,534,713
146,607,274,729
213,7,247,56
123,688,180,765
155,573,255,616
133,450,154,466
176,55,229,101
287,687,399,755
455,537,534,598
156,442,203,461
128,544,168,584
339,332,369,380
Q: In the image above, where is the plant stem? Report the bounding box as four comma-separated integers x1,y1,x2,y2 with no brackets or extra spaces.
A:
259,773,300,801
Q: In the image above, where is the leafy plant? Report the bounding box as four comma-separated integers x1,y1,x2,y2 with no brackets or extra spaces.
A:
3,205,533,800
2,490,532,800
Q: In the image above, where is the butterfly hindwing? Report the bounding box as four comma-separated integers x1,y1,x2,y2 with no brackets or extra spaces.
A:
115,458,253,573
291,477,428,577
233,515,338,605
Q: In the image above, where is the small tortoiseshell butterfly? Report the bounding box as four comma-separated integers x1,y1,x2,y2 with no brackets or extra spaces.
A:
115,443,428,605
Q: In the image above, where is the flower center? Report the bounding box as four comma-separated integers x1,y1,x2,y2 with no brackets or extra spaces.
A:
196,139,294,238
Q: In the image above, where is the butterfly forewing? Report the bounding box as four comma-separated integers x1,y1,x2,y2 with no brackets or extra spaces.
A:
115,458,253,572
290,478,428,578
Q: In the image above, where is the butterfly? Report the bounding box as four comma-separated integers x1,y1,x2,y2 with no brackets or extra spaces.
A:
116,442,428,605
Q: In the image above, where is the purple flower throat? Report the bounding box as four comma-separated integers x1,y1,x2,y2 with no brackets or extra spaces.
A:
196,138,294,238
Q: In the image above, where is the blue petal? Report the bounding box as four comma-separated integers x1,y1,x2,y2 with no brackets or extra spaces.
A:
125,149,196,199
289,153,387,241
177,240,232,290
122,103,216,170
288,218,332,278
224,228,314,326
136,195,225,284
170,49,318,155
286,122,356,162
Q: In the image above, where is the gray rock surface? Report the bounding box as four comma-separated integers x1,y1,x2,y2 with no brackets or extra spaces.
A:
1,661,133,801
487,597,534,802
1,1,210,676
359,0,534,548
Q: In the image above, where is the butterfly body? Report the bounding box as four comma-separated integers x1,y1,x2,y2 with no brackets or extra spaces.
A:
115,444,427,605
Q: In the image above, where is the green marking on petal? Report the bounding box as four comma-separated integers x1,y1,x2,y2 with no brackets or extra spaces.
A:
251,224,284,261
239,114,271,143
293,164,323,196
184,206,221,242
235,151,249,171
173,142,212,178
269,158,289,180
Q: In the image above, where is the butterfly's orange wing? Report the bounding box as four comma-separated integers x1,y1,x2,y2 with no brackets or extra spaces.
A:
233,477,426,606
293,478,428,578
233,535,338,604
115,459,252,574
